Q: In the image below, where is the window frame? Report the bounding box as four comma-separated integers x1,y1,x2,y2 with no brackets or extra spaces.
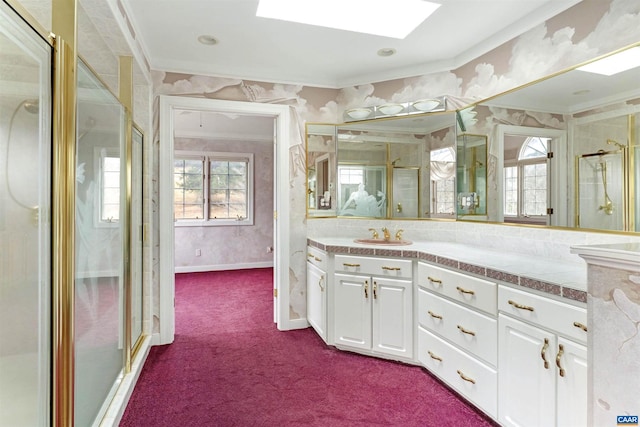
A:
95,147,121,228
174,150,254,227
503,136,549,223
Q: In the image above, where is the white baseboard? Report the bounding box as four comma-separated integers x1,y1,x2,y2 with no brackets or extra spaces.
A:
278,317,309,331
98,336,152,427
151,332,162,346
174,261,274,273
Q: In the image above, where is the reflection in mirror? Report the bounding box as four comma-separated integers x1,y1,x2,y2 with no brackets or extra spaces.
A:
460,42,640,232
306,124,336,217
337,138,387,217
333,111,455,219
456,133,487,218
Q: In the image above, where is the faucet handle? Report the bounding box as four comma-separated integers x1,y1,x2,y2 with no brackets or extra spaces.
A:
395,229,404,240
368,228,379,239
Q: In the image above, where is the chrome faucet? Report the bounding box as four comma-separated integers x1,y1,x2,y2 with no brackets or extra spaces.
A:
382,227,391,241
368,228,379,239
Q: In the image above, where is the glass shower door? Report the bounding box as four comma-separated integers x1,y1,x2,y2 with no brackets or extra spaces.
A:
74,60,125,426
0,2,52,425
577,152,625,231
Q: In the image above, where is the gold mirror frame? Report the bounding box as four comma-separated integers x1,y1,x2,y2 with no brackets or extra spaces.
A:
306,42,640,236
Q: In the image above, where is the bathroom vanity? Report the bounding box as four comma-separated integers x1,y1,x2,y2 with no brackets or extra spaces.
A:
306,236,587,425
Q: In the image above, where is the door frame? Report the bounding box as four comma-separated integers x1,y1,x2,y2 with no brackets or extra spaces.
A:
158,96,291,344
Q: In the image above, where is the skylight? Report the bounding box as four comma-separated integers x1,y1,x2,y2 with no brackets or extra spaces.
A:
577,47,640,76
256,0,441,39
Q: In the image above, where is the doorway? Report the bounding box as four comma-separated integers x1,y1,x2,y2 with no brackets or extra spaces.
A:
158,97,291,344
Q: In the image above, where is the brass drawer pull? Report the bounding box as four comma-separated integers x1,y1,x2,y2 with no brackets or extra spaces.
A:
382,266,401,271
456,286,475,295
428,350,443,362
541,338,550,369
343,263,361,268
556,344,565,377
573,321,587,332
314,256,322,262
457,325,476,336
508,300,534,312
457,370,476,384
428,310,443,320
427,276,442,284
307,253,314,258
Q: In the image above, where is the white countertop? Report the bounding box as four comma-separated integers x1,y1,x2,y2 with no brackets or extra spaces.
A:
311,237,587,293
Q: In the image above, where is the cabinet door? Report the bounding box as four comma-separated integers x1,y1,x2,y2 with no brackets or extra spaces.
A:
556,338,587,427
334,273,371,351
372,277,413,359
307,262,327,342
499,314,555,427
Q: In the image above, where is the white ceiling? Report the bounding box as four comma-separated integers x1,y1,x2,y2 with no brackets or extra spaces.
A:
122,0,582,88
173,110,275,141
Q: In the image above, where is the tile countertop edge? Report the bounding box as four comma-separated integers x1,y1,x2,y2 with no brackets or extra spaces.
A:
308,238,588,304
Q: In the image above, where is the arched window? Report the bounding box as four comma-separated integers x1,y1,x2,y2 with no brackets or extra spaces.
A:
504,136,549,222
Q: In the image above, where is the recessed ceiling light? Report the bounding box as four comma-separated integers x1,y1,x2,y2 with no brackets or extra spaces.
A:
197,35,218,45
256,0,440,39
377,48,396,57
576,47,640,76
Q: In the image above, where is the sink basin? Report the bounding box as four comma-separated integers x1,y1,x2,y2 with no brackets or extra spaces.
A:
354,238,413,246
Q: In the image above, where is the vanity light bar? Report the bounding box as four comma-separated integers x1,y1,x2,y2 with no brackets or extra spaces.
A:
343,96,447,122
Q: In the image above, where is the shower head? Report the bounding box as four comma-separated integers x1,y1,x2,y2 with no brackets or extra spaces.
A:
607,139,626,150
22,99,39,114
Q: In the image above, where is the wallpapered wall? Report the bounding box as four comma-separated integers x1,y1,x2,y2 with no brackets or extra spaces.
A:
151,0,640,324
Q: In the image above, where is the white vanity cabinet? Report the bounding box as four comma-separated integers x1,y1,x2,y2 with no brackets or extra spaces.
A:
333,254,413,360
498,285,587,427
306,246,328,342
416,261,498,418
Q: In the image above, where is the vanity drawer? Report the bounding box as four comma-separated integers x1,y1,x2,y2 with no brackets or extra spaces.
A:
418,288,497,366
498,285,587,344
418,326,497,419
306,246,327,271
418,262,496,315
335,255,412,279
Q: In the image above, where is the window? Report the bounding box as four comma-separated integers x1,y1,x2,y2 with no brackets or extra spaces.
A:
503,136,549,222
430,147,456,216
174,158,204,219
96,148,121,225
174,151,254,226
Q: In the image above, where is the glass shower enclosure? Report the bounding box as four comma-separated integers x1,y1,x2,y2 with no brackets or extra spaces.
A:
0,2,52,425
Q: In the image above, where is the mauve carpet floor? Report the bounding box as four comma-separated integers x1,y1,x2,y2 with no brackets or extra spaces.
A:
119,268,497,427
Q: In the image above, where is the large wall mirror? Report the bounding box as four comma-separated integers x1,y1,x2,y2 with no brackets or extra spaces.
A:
330,111,455,219
458,42,640,232
306,124,337,217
